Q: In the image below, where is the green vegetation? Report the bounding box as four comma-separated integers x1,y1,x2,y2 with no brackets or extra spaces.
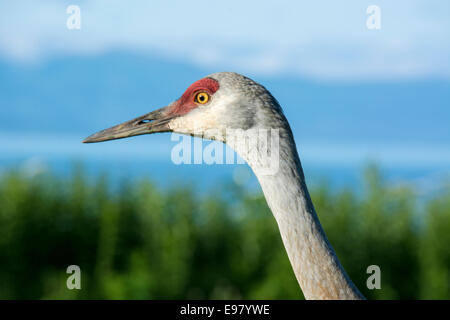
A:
0,165,448,299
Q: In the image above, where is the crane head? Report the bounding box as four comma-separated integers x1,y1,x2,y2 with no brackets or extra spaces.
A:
83,72,282,144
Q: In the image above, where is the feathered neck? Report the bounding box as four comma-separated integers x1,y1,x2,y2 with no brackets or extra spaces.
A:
229,122,364,300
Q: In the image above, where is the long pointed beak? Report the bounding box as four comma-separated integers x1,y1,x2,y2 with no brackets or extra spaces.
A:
82,105,174,143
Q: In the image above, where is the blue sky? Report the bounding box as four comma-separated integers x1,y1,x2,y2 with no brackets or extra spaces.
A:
1,0,449,80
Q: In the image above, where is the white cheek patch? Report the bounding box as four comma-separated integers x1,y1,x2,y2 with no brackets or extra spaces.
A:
169,108,217,133
169,90,239,134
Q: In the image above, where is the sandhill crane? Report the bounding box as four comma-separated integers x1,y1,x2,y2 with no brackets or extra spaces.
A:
83,72,365,300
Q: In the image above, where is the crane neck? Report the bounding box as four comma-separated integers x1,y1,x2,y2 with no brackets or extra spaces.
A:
231,127,364,300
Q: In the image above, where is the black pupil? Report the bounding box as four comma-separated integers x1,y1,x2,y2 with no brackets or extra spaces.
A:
199,95,205,101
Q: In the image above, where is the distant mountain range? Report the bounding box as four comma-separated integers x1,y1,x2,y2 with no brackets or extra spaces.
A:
1,52,449,194
1,51,449,146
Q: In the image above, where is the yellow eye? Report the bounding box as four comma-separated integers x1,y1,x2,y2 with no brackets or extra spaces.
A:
195,92,210,104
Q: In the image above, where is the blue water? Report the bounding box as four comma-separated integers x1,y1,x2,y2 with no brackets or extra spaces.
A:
1,151,448,197
0,52,449,195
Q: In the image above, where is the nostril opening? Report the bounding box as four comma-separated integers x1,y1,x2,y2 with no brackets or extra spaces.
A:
137,119,153,125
